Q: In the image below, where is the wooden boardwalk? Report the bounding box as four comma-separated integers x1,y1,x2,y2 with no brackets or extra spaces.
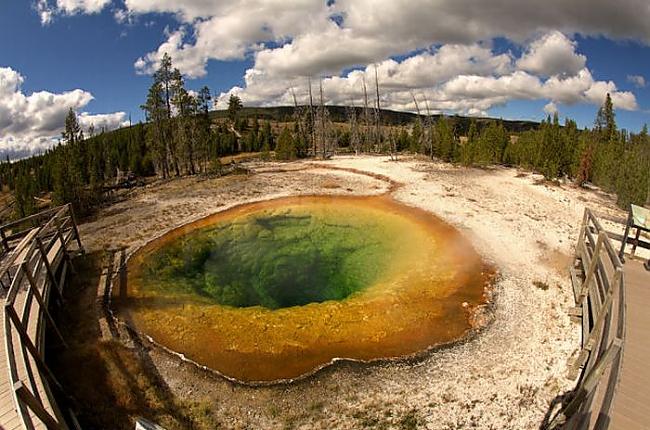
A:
0,205,81,430
609,259,650,430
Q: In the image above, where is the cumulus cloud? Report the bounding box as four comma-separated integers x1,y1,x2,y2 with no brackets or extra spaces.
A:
627,74,646,88
110,0,642,118
215,39,637,117
0,66,127,159
36,0,646,123
516,31,586,77
213,44,510,111
36,0,111,25
120,0,650,78
78,112,129,133
544,102,559,115
132,1,329,78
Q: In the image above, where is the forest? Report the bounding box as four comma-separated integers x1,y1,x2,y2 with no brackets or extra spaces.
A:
1,54,648,220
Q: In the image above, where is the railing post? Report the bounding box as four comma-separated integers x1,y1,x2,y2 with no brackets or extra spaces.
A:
53,214,75,274
68,204,83,251
36,237,63,297
14,381,63,430
4,304,65,393
576,209,589,254
618,209,632,263
552,339,623,428
579,232,605,300
20,262,68,348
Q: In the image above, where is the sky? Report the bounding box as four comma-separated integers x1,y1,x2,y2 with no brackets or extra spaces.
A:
2,0,650,159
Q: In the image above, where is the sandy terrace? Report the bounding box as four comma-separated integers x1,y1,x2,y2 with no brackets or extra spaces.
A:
78,155,630,429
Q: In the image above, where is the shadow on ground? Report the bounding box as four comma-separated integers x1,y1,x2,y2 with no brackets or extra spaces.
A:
46,251,218,430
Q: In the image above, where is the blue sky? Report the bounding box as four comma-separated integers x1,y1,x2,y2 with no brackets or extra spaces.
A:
0,2,250,122
488,36,650,130
2,0,650,158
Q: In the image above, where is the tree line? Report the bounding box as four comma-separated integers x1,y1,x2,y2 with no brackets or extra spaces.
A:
0,55,280,218
1,54,648,221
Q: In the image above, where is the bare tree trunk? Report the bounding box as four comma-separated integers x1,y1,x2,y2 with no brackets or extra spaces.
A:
308,77,315,157
374,64,381,152
362,75,370,152
423,96,435,159
347,102,360,155
291,86,302,137
411,92,425,155
319,79,327,158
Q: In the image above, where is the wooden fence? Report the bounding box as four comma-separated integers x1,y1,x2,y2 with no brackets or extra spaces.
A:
1,204,82,430
544,208,626,429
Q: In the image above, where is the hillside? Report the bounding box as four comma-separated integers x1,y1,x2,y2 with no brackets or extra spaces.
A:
210,105,541,134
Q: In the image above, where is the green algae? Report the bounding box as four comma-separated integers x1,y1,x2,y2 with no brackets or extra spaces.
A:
139,205,401,309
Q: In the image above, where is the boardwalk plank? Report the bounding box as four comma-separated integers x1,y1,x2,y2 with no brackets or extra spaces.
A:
609,260,650,430
1,206,78,430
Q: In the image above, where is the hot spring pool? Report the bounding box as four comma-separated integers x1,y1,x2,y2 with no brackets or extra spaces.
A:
119,195,493,383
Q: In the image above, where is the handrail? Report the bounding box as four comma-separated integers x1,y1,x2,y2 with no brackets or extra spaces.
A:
544,208,626,429
2,204,82,430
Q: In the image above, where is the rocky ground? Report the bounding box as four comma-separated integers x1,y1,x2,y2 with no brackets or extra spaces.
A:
75,155,632,429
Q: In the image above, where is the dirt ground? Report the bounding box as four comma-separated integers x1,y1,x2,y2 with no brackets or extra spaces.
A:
67,155,634,429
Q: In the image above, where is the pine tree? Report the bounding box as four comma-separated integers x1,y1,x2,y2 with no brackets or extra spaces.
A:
602,93,616,143
261,121,274,151
14,169,36,218
195,86,213,172
275,128,297,160
474,121,508,165
227,94,243,124
171,71,197,174
142,81,169,177
154,53,174,120
434,117,457,162
460,120,478,166
592,93,623,191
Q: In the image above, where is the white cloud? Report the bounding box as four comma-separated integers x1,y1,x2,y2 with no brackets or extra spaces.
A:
214,44,514,113
0,67,126,159
544,102,559,115
441,68,637,111
517,31,586,77
216,41,637,117
627,74,646,88
78,112,129,133
36,0,111,24
119,0,650,79
34,0,54,25
115,1,642,119
33,0,646,125
132,1,329,78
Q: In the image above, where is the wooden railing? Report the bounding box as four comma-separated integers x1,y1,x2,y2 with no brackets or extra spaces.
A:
544,208,626,429
1,204,82,430
0,206,68,255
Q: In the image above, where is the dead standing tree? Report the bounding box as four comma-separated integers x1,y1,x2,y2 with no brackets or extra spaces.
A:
423,95,435,158
290,86,310,153
347,103,362,155
308,77,316,156
362,75,372,152
312,79,335,158
410,92,430,156
373,64,382,153
373,66,398,160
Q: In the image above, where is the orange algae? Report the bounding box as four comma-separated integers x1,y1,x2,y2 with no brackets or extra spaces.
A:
117,195,493,383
